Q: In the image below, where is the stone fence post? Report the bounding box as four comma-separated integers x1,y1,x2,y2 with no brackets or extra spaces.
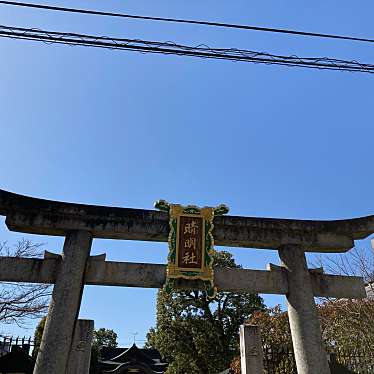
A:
239,324,264,374
67,319,94,374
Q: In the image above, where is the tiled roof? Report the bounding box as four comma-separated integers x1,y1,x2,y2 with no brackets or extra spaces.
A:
99,344,167,374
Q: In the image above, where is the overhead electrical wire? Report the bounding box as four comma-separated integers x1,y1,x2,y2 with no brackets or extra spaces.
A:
0,0,373,44
0,24,373,73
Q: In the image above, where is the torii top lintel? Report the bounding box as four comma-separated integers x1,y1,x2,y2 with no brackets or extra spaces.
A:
0,189,373,253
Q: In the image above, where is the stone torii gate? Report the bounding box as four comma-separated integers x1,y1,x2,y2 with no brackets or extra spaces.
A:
0,189,371,374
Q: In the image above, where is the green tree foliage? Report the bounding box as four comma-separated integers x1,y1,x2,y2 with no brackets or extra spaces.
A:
319,299,374,352
248,299,374,350
92,328,118,349
146,250,265,374
32,316,46,358
248,305,291,346
90,327,118,365
230,300,374,374
90,328,118,374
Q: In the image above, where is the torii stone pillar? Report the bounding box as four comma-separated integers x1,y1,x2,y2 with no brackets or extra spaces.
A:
279,245,330,374
0,189,368,374
34,231,92,374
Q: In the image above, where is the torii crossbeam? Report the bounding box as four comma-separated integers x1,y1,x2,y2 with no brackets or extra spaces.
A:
0,189,371,374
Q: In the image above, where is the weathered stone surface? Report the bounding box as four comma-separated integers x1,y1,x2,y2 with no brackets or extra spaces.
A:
2,188,374,252
279,245,331,374
0,256,58,283
67,319,94,374
311,273,365,299
0,189,369,374
34,231,92,374
267,262,366,299
240,325,264,374
0,256,365,298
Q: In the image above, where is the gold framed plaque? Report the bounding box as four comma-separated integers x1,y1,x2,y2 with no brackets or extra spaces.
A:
155,200,229,298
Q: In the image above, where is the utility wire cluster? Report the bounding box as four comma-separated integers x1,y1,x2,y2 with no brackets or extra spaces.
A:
1,25,374,73
0,0,373,44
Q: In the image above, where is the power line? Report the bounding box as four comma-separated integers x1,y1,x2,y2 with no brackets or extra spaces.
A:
0,24,373,73
0,0,373,44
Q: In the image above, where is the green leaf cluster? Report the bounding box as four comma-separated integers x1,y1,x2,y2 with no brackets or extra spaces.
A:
92,327,118,350
146,250,265,374
90,328,118,374
32,316,46,358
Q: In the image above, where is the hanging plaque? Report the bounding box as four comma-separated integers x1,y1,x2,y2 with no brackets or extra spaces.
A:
155,200,229,298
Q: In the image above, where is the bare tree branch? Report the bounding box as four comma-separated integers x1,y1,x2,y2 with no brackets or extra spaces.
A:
0,240,51,327
314,246,374,290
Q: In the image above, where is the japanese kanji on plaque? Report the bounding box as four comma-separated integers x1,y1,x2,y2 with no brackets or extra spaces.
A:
154,200,229,298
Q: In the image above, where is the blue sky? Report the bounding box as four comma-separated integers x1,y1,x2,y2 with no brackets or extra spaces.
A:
0,0,373,346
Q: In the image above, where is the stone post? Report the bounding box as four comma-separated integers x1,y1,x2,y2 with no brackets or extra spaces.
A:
278,245,330,374
34,231,92,374
67,319,94,374
239,324,264,374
